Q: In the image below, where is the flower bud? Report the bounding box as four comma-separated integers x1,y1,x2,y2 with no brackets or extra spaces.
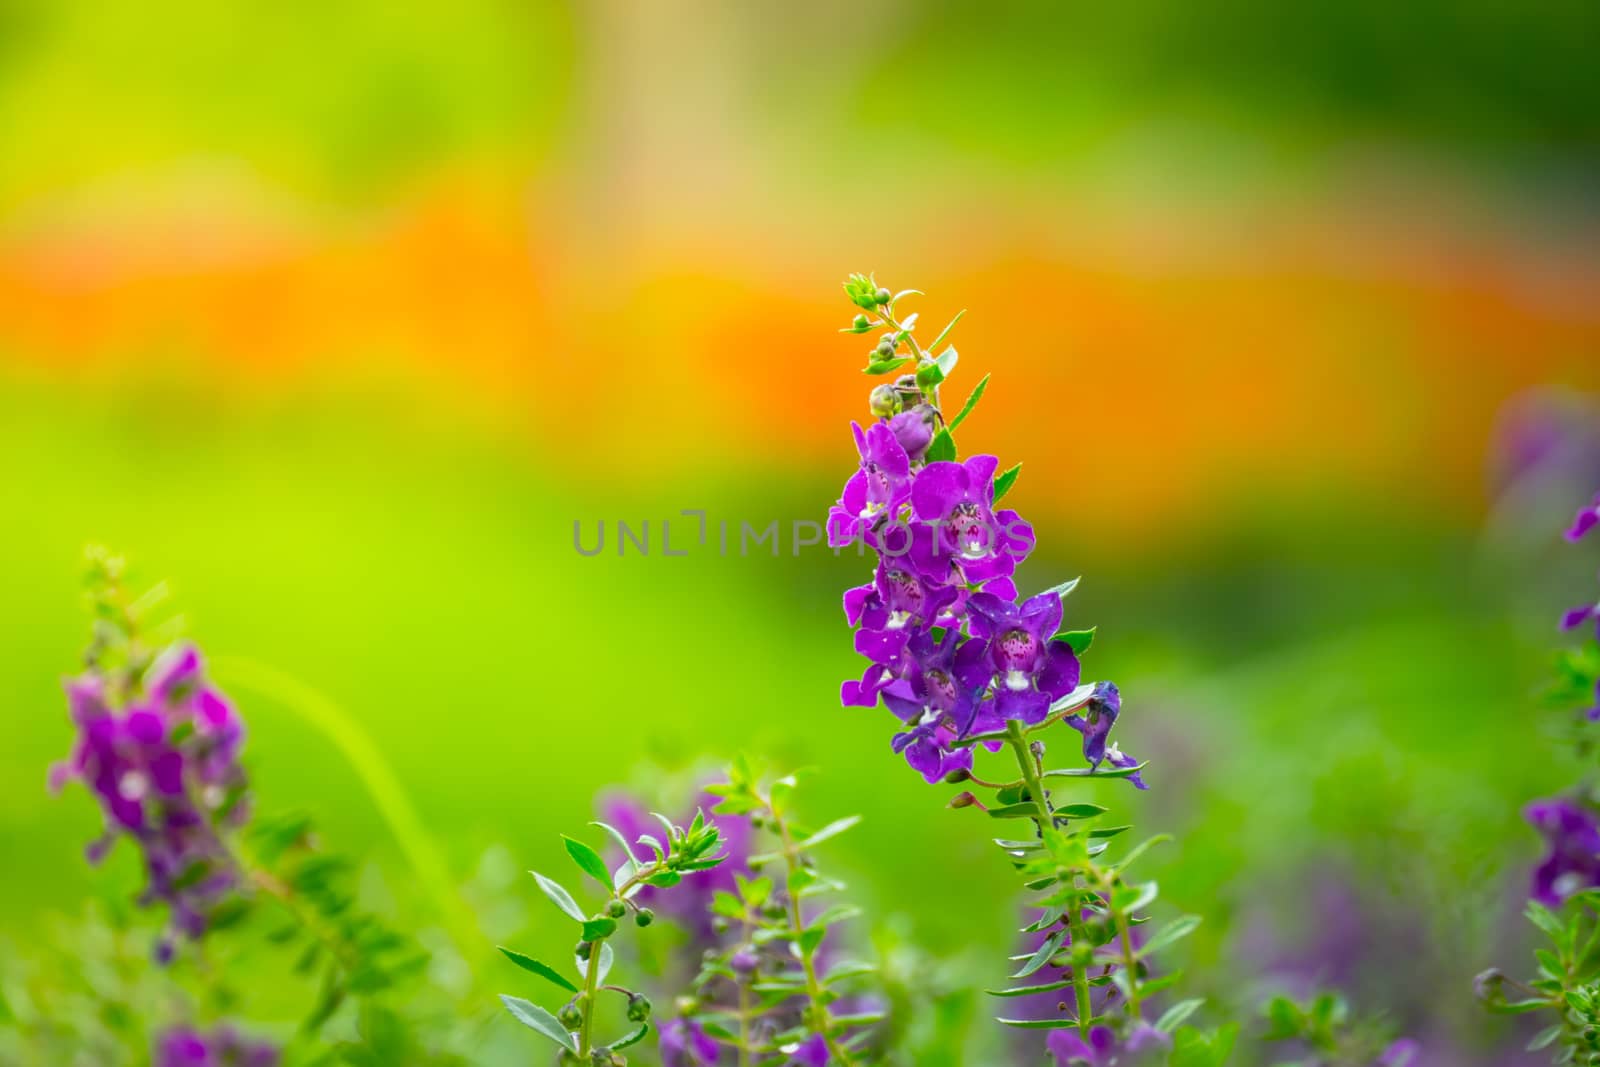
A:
852,314,870,331
874,287,892,305
575,940,593,959
875,340,896,358
888,405,936,461
1473,968,1505,1004
626,993,652,1022
947,790,978,808
869,384,902,418
558,1002,583,1029
730,948,759,975
943,767,971,784
635,907,655,927
607,899,627,919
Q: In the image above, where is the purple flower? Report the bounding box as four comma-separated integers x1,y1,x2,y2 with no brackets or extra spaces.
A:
1526,796,1600,906
1061,683,1147,788
1562,601,1600,640
843,561,960,635
882,630,992,781
1048,1022,1169,1066
1568,492,1600,542
908,457,1034,583
828,423,913,548
661,1019,721,1067
51,644,252,957
155,1025,279,1067
967,590,1081,725
787,1034,830,1066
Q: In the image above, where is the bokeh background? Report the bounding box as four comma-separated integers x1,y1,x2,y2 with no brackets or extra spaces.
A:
3,2,1600,1063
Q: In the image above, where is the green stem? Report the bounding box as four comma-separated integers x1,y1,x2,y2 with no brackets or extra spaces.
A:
1005,720,1093,1039
577,937,604,1058
768,796,854,1067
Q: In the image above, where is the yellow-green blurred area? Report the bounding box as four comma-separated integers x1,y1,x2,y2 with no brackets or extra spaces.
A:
3,1,1600,1062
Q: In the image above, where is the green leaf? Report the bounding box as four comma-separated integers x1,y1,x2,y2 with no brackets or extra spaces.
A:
1055,628,1095,655
612,1023,650,1050
645,870,682,888
497,948,578,993
948,373,989,431
1139,916,1202,959
987,802,1048,820
562,836,611,887
1055,803,1107,818
863,357,912,376
986,978,1077,997
1043,760,1148,781
589,821,635,861
530,871,586,923
581,917,618,940
499,996,577,1051
798,816,862,849
1011,929,1064,978
1156,998,1204,1032
997,1016,1082,1030
917,346,960,387
992,463,1021,503
929,309,966,351
1047,683,1096,716
926,429,956,464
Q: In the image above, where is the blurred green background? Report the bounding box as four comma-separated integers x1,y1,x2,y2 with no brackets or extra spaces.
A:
2,2,1599,1063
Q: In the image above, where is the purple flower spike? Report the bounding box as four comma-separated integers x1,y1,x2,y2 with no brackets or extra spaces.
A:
661,1019,721,1067
1568,492,1600,542
911,455,1000,560
1526,796,1600,906
156,1025,279,1067
828,423,913,548
52,643,252,957
967,590,1081,725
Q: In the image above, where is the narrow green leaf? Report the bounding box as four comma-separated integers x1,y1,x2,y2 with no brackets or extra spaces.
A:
992,463,1021,503
497,947,578,993
499,996,577,1051
948,373,989,431
997,1016,1083,1030
798,816,862,849
987,978,1077,997
926,429,956,463
590,821,636,861
1155,998,1205,1033
863,357,912,376
1011,929,1064,978
987,802,1048,820
612,1023,650,1050
1140,916,1202,959
929,309,967,350
562,836,611,887
530,871,586,923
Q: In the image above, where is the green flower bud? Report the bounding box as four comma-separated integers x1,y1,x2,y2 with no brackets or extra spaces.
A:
875,340,896,358
575,940,593,960
627,993,652,1022
558,1001,583,1029
607,899,627,919
852,314,870,332
874,287,892,305
869,384,902,418
636,907,655,927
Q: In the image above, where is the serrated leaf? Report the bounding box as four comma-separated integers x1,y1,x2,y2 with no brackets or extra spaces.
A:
499,996,577,1051
948,373,989,431
498,947,578,993
562,836,611,887
992,463,1021,503
530,871,585,923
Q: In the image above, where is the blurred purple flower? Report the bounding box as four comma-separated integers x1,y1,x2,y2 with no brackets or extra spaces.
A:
1562,601,1600,640
155,1025,279,1067
1048,1021,1169,1066
1567,492,1600,543
1526,796,1600,906
50,644,252,957
598,789,750,941
660,1018,721,1067
1378,1038,1422,1067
